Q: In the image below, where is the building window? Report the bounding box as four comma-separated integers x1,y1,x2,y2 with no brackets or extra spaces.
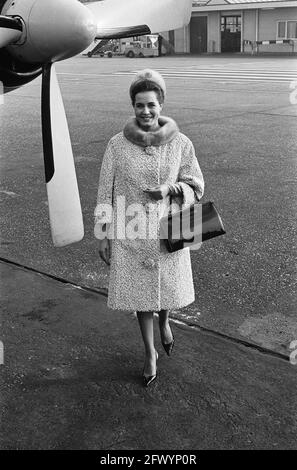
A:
221,16,241,33
277,21,286,39
277,20,297,39
287,21,297,39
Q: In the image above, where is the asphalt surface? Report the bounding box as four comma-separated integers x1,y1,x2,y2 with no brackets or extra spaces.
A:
1,260,297,450
0,55,297,357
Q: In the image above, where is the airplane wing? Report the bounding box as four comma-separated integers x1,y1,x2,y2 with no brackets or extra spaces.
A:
86,0,192,39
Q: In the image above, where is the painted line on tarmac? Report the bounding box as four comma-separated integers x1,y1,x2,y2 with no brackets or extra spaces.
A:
58,72,106,76
0,257,289,363
114,68,297,74
140,68,297,75
113,72,297,82
113,70,297,76
57,72,297,83
58,72,117,77
168,315,290,362
109,64,297,71
56,76,288,93
157,75,295,82
0,257,108,297
58,70,297,77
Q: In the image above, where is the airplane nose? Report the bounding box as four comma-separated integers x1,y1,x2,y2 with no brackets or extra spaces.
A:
7,0,96,63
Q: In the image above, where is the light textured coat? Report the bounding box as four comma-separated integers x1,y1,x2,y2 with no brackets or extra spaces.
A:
94,130,204,311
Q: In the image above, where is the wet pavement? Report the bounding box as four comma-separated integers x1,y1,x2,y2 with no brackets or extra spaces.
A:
1,260,296,450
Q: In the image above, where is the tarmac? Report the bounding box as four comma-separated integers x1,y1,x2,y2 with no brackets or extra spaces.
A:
1,260,296,450
1,55,297,355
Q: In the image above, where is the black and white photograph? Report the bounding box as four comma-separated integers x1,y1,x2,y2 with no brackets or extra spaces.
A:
0,0,297,455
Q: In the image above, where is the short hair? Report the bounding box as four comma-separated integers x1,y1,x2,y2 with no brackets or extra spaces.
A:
130,80,165,106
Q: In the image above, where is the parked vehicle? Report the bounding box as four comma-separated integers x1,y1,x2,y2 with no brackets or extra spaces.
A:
124,35,159,58
98,44,121,58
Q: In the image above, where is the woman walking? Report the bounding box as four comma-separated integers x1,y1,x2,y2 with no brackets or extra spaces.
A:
94,69,204,386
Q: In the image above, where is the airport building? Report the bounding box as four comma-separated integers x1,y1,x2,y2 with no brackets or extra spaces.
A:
81,0,297,56
162,0,297,54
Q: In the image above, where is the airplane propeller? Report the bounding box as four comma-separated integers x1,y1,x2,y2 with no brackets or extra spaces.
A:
1,0,96,246
0,0,192,247
41,63,85,247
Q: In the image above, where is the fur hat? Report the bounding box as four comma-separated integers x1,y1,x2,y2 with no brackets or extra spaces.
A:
129,69,166,102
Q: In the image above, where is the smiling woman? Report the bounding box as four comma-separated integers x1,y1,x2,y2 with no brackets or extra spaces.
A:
94,69,204,387
133,91,163,132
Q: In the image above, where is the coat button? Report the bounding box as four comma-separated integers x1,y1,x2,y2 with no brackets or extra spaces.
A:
143,258,156,269
145,146,155,156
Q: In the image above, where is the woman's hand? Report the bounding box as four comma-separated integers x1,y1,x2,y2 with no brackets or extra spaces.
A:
143,184,170,201
99,238,111,266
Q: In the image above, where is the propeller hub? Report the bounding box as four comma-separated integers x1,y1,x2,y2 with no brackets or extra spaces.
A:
4,0,96,63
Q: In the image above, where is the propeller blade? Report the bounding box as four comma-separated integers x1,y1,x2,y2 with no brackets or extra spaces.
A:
0,15,22,48
41,63,84,247
86,0,192,39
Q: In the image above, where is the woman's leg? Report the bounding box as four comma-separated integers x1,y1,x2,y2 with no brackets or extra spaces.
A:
158,309,173,345
137,311,157,377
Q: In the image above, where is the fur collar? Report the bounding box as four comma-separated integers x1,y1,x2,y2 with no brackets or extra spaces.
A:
123,116,179,147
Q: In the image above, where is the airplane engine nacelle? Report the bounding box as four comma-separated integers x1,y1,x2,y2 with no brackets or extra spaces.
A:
2,0,96,64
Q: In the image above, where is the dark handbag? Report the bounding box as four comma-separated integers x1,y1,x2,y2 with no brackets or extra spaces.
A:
160,201,226,253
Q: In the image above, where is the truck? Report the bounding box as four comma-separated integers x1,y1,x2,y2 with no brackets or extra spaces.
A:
124,35,159,58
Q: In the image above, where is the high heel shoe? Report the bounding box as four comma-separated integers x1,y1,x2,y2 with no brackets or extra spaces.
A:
142,350,158,387
162,336,175,356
